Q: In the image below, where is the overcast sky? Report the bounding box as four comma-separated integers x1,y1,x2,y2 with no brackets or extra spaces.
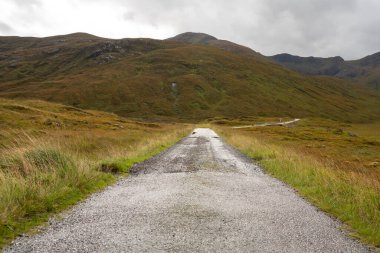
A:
1,0,379,60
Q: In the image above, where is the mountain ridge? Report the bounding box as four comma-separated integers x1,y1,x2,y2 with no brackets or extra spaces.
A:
167,32,380,90
270,52,380,90
0,32,379,122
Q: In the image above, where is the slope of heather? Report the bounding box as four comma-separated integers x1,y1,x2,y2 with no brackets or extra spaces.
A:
0,33,379,122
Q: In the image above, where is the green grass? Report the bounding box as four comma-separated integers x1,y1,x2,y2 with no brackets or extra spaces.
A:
0,98,192,249
100,142,176,174
0,145,115,248
217,125,380,248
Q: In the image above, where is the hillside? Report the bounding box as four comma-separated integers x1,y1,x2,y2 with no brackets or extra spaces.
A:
0,97,171,147
270,52,380,90
0,33,379,122
169,33,380,91
0,97,133,135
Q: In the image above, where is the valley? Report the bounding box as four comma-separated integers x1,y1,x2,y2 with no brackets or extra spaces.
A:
0,31,379,251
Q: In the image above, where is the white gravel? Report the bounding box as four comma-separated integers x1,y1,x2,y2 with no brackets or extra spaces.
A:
5,128,371,252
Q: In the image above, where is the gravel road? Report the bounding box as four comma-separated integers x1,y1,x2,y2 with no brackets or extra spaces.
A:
6,128,371,252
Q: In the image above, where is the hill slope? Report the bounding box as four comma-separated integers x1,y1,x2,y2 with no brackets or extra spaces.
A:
0,33,379,122
270,52,380,90
0,97,131,135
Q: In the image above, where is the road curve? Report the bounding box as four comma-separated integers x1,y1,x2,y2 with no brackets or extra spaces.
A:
6,128,370,252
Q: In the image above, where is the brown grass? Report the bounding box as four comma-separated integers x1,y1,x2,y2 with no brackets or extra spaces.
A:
0,98,192,248
214,118,380,248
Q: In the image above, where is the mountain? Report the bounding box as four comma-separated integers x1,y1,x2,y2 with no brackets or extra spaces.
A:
270,52,380,90
167,32,265,59
169,32,380,91
167,32,217,44
269,54,346,76
0,32,379,122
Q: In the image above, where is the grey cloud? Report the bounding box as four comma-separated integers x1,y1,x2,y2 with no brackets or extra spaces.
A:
113,0,380,59
3,0,380,59
12,0,41,8
0,21,14,33
123,11,135,21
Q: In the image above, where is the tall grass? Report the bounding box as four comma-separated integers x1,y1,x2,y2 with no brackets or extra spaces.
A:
0,127,190,248
217,128,380,248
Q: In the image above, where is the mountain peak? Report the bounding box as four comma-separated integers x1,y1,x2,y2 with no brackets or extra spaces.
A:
167,32,217,44
167,32,265,59
355,51,380,67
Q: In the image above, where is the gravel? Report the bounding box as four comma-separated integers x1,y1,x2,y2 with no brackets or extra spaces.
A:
5,128,371,252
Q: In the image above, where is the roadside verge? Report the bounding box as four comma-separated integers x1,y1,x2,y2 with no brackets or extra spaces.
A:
216,126,380,250
0,126,191,249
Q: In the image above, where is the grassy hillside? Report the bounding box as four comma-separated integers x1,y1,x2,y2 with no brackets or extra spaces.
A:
0,33,379,122
270,52,380,91
0,98,191,248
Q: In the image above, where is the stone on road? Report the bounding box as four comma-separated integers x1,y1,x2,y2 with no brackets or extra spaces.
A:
6,128,370,252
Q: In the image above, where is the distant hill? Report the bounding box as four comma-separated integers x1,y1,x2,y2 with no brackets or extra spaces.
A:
169,32,380,91
167,32,217,44
270,52,380,90
167,32,265,59
0,32,379,122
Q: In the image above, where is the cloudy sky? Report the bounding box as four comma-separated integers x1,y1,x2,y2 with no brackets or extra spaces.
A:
0,0,379,60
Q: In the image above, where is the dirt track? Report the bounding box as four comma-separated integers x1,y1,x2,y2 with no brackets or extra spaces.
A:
6,128,370,252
